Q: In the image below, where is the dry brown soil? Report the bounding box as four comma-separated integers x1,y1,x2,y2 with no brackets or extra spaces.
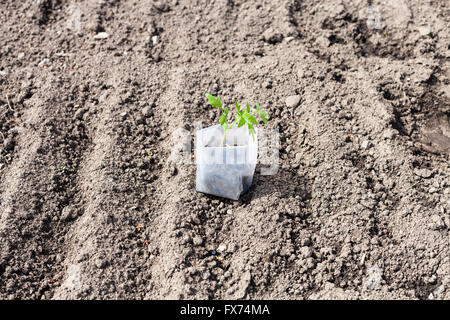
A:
0,0,449,299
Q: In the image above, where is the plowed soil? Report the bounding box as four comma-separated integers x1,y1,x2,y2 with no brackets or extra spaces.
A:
0,0,449,300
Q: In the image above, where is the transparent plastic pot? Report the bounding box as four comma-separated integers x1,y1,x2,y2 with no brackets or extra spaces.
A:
196,124,258,200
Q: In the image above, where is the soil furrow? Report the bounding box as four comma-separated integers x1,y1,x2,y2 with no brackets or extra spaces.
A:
0,74,90,299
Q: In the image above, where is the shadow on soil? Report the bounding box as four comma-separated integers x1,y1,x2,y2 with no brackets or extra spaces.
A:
239,167,312,205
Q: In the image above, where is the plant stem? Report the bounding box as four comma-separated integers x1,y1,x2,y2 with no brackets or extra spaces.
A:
221,128,229,146
221,120,236,146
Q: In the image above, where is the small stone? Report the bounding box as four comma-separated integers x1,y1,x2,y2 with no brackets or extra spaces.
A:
169,164,177,176
429,187,438,194
95,258,107,269
382,128,396,140
0,70,7,77
414,168,433,179
365,265,382,290
120,111,127,118
263,80,272,89
152,35,159,44
285,95,301,108
182,234,191,244
427,275,437,284
433,285,444,295
38,58,50,67
18,52,25,60
153,1,170,12
430,215,445,230
74,108,86,120
299,246,312,258
263,28,283,44
134,113,144,124
417,26,432,37
361,140,372,150
428,293,434,300
3,137,15,151
142,105,152,117
217,244,227,253
193,236,203,246
61,206,74,221
93,32,109,40
315,35,329,47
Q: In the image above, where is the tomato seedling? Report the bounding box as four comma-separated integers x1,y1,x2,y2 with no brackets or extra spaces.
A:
205,93,269,146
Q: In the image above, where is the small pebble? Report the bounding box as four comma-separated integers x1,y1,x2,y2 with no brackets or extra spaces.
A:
18,52,25,60
61,206,74,221
74,108,86,120
361,140,372,150
382,128,396,140
263,80,272,89
414,168,433,179
285,95,301,108
217,244,226,253
430,215,445,230
263,28,283,44
95,258,107,269
300,246,312,258
3,137,15,151
433,285,444,295
93,32,109,40
142,105,152,117
417,26,432,37
429,187,437,194
170,164,177,176
38,58,50,67
193,236,203,246
152,35,159,44
153,1,170,12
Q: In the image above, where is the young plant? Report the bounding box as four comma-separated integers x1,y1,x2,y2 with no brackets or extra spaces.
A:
205,93,269,146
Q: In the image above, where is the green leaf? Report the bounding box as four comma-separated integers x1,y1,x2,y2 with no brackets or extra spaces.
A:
205,93,216,104
238,116,246,127
220,113,227,125
234,100,241,112
246,103,250,113
248,123,256,140
259,110,269,123
205,93,222,110
256,103,269,124
260,112,267,123
245,113,258,125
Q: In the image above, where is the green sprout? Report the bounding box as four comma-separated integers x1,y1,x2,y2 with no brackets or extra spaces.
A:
205,93,269,146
